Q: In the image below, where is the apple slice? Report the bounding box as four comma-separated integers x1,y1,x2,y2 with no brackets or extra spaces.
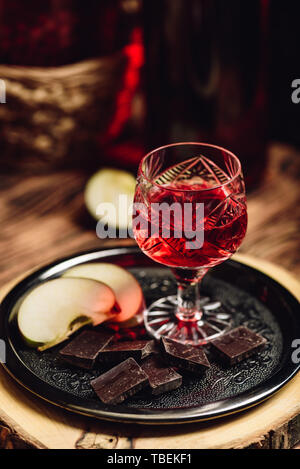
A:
18,277,116,351
84,168,135,229
63,263,144,324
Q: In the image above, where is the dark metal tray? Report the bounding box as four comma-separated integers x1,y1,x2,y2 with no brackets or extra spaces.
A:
0,246,299,424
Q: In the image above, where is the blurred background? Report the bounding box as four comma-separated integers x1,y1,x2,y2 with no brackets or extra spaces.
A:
0,0,299,284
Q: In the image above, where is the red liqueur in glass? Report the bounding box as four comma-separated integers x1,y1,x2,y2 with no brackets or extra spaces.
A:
133,143,247,345
134,179,247,269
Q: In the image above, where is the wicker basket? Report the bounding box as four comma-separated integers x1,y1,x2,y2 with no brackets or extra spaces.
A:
0,52,129,172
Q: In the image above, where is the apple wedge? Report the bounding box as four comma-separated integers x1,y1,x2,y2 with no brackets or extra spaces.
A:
84,168,135,229
63,263,145,324
18,277,116,351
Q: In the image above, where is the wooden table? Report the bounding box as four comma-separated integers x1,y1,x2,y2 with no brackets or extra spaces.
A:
0,143,299,449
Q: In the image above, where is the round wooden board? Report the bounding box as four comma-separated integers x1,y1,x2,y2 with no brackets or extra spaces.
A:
0,253,300,450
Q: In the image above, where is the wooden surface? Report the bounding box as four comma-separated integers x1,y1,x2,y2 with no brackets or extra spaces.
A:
0,254,299,449
0,143,299,449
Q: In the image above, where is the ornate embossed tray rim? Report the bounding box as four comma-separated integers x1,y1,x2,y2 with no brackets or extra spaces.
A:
1,246,300,425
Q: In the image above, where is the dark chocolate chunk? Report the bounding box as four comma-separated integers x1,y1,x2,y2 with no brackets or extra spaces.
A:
141,355,182,395
99,340,155,363
91,357,149,405
211,326,267,365
59,330,113,369
147,340,161,355
161,337,210,375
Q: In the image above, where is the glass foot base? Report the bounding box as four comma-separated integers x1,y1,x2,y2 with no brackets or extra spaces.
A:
144,295,232,345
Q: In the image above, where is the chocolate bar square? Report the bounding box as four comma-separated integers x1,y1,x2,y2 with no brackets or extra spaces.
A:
91,357,149,405
211,326,267,365
99,339,155,363
161,337,210,374
59,330,113,369
141,355,182,395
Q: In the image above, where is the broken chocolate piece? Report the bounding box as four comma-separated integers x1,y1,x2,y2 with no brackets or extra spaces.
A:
161,337,210,375
91,357,149,405
211,326,267,365
147,340,161,355
141,355,182,395
99,339,155,363
59,330,113,369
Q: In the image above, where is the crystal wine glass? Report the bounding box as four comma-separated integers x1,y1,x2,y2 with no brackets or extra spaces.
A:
133,142,247,345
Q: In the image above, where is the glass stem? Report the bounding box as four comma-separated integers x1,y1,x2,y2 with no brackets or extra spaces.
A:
172,268,208,322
